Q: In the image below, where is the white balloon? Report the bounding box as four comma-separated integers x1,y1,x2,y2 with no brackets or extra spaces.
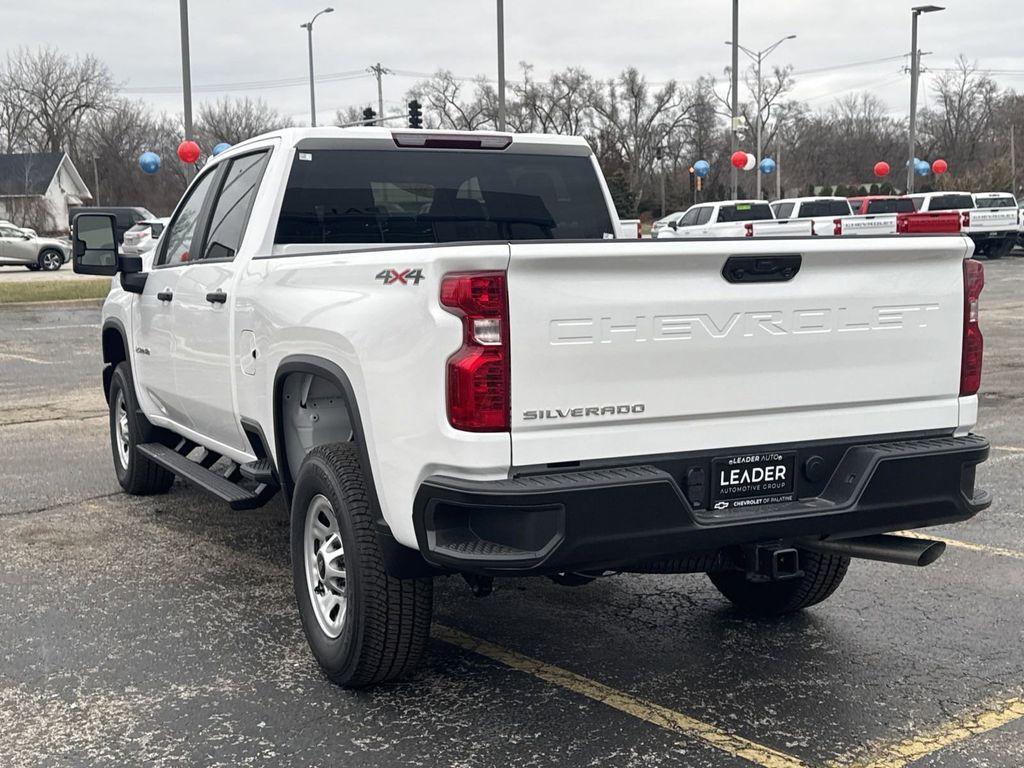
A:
743,152,757,171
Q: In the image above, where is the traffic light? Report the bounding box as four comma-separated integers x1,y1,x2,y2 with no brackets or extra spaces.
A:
362,107,377,126
408,99,423,129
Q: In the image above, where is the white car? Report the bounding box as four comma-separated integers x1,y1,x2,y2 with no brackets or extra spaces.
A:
73,126,990,688
650,211,685,238
121,218,169,256
0,224,71,270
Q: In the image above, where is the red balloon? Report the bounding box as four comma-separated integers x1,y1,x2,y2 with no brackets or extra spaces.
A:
731,150,748,169
932,158,948,174
177,140,200,164
873,161,890,177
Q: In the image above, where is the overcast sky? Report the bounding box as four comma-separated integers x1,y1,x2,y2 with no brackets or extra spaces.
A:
4,0,1023,127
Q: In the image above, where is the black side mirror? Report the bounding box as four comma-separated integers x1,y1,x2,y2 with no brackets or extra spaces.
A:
73,213,119,276
669,221,678,230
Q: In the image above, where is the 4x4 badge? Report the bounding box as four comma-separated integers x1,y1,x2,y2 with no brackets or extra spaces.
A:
376,268,424,286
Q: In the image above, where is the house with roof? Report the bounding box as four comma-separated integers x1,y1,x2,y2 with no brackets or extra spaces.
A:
0,152,92,235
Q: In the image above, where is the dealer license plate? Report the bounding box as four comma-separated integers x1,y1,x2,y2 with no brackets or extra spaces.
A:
711,452,796,510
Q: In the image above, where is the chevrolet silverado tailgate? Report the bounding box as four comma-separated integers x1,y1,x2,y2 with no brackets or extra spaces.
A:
507,236,970,467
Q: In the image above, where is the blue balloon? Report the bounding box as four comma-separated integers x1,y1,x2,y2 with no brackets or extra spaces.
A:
759,157,776,175
138,151,161,174
915,159,930,176
693,159,710,178
212,142,232,156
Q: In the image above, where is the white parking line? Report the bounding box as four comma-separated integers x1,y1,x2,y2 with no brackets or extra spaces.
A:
0,352,53,365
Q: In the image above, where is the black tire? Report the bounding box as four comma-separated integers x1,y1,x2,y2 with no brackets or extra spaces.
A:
707,549,850,616
108,362,174,495
25,264,40,271
39,249,63,271
291,442,433,688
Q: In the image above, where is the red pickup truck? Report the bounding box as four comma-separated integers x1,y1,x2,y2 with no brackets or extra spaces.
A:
848,196,916,215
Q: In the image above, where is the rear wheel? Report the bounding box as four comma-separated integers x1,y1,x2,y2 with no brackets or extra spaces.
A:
108,362,174,495
291,442,433,687
39,249,63,271
988,239,1013,260
25,264,40,271
707,549,850,616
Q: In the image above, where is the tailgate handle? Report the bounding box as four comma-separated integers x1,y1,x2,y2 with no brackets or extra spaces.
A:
723,255,801,284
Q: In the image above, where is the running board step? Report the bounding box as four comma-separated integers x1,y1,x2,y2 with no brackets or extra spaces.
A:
138,443,278,511
240,458,275,484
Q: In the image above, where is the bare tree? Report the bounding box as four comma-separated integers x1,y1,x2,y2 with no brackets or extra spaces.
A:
194,97,293,148
593,68,695,212
409,71,491,130
3,47,114,153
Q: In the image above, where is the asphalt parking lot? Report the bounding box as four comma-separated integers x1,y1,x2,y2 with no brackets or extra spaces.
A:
1,259,1023,768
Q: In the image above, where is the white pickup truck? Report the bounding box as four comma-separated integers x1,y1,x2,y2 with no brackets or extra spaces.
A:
72,127,991,688
908,191,1018,259
771,196,854,236
655,200,812,238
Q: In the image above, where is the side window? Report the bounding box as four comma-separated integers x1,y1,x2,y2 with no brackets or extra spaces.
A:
203,151,271,261
157,172,218,267
774,202,794,219
695,206,713,225
678,207,700,227
909,196,923,211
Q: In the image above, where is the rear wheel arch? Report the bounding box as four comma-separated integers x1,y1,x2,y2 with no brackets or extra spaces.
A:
272,357,373,509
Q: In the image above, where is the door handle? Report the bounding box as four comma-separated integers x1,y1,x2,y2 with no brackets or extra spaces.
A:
206,290,227,304
157,290,173,302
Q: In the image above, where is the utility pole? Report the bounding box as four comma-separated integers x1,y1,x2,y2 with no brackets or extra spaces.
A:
92,156,100,206
907,5,944,194
1011,124,1017,195
301,7,335,128
496,0,506,131
369,63,391,123
659,148,666,216
178,0,193,140
776,138,782,201
730,0,739,200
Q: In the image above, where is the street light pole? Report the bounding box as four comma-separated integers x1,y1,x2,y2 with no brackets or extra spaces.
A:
907,5,944,194
730,0,739,200
301,7,335,128
496,0,506,131
726,35,796,200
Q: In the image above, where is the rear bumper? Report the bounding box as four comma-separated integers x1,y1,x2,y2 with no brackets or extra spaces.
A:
412,434,990,575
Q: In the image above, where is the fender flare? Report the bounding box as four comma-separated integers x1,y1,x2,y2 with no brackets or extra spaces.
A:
271,355,436,578
101,317,130,400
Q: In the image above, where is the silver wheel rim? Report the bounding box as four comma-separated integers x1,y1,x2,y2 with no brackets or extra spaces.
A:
304,494,347,638
114,389,130,470
43,252,60,270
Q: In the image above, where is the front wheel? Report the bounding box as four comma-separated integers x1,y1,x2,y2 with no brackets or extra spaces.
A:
707,549,850,616
39,250,63,271
108,362,174,495
291,442,433,687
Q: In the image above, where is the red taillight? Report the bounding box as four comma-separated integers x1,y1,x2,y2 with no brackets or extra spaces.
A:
440,272,510,431
636,221,642,239
833,218,842,236
744,222,754,237
960,259,984,396
961,210,971,229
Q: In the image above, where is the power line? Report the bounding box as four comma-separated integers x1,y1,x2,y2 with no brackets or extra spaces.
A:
792,54,908,77
119,69,369,95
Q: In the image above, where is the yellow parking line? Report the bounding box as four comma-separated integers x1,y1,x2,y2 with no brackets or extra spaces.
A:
433,625,809,768
842,696,1024,768
898,530,1024,561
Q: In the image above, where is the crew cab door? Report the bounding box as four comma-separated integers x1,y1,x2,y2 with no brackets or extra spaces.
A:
133,169,220,428
169,149,272,453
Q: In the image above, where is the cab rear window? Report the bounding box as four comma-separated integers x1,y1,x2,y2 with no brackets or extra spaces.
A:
928,194,975,211
865,199,915,214
275,149,615,244
717,203,773,222
799,200,852,217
